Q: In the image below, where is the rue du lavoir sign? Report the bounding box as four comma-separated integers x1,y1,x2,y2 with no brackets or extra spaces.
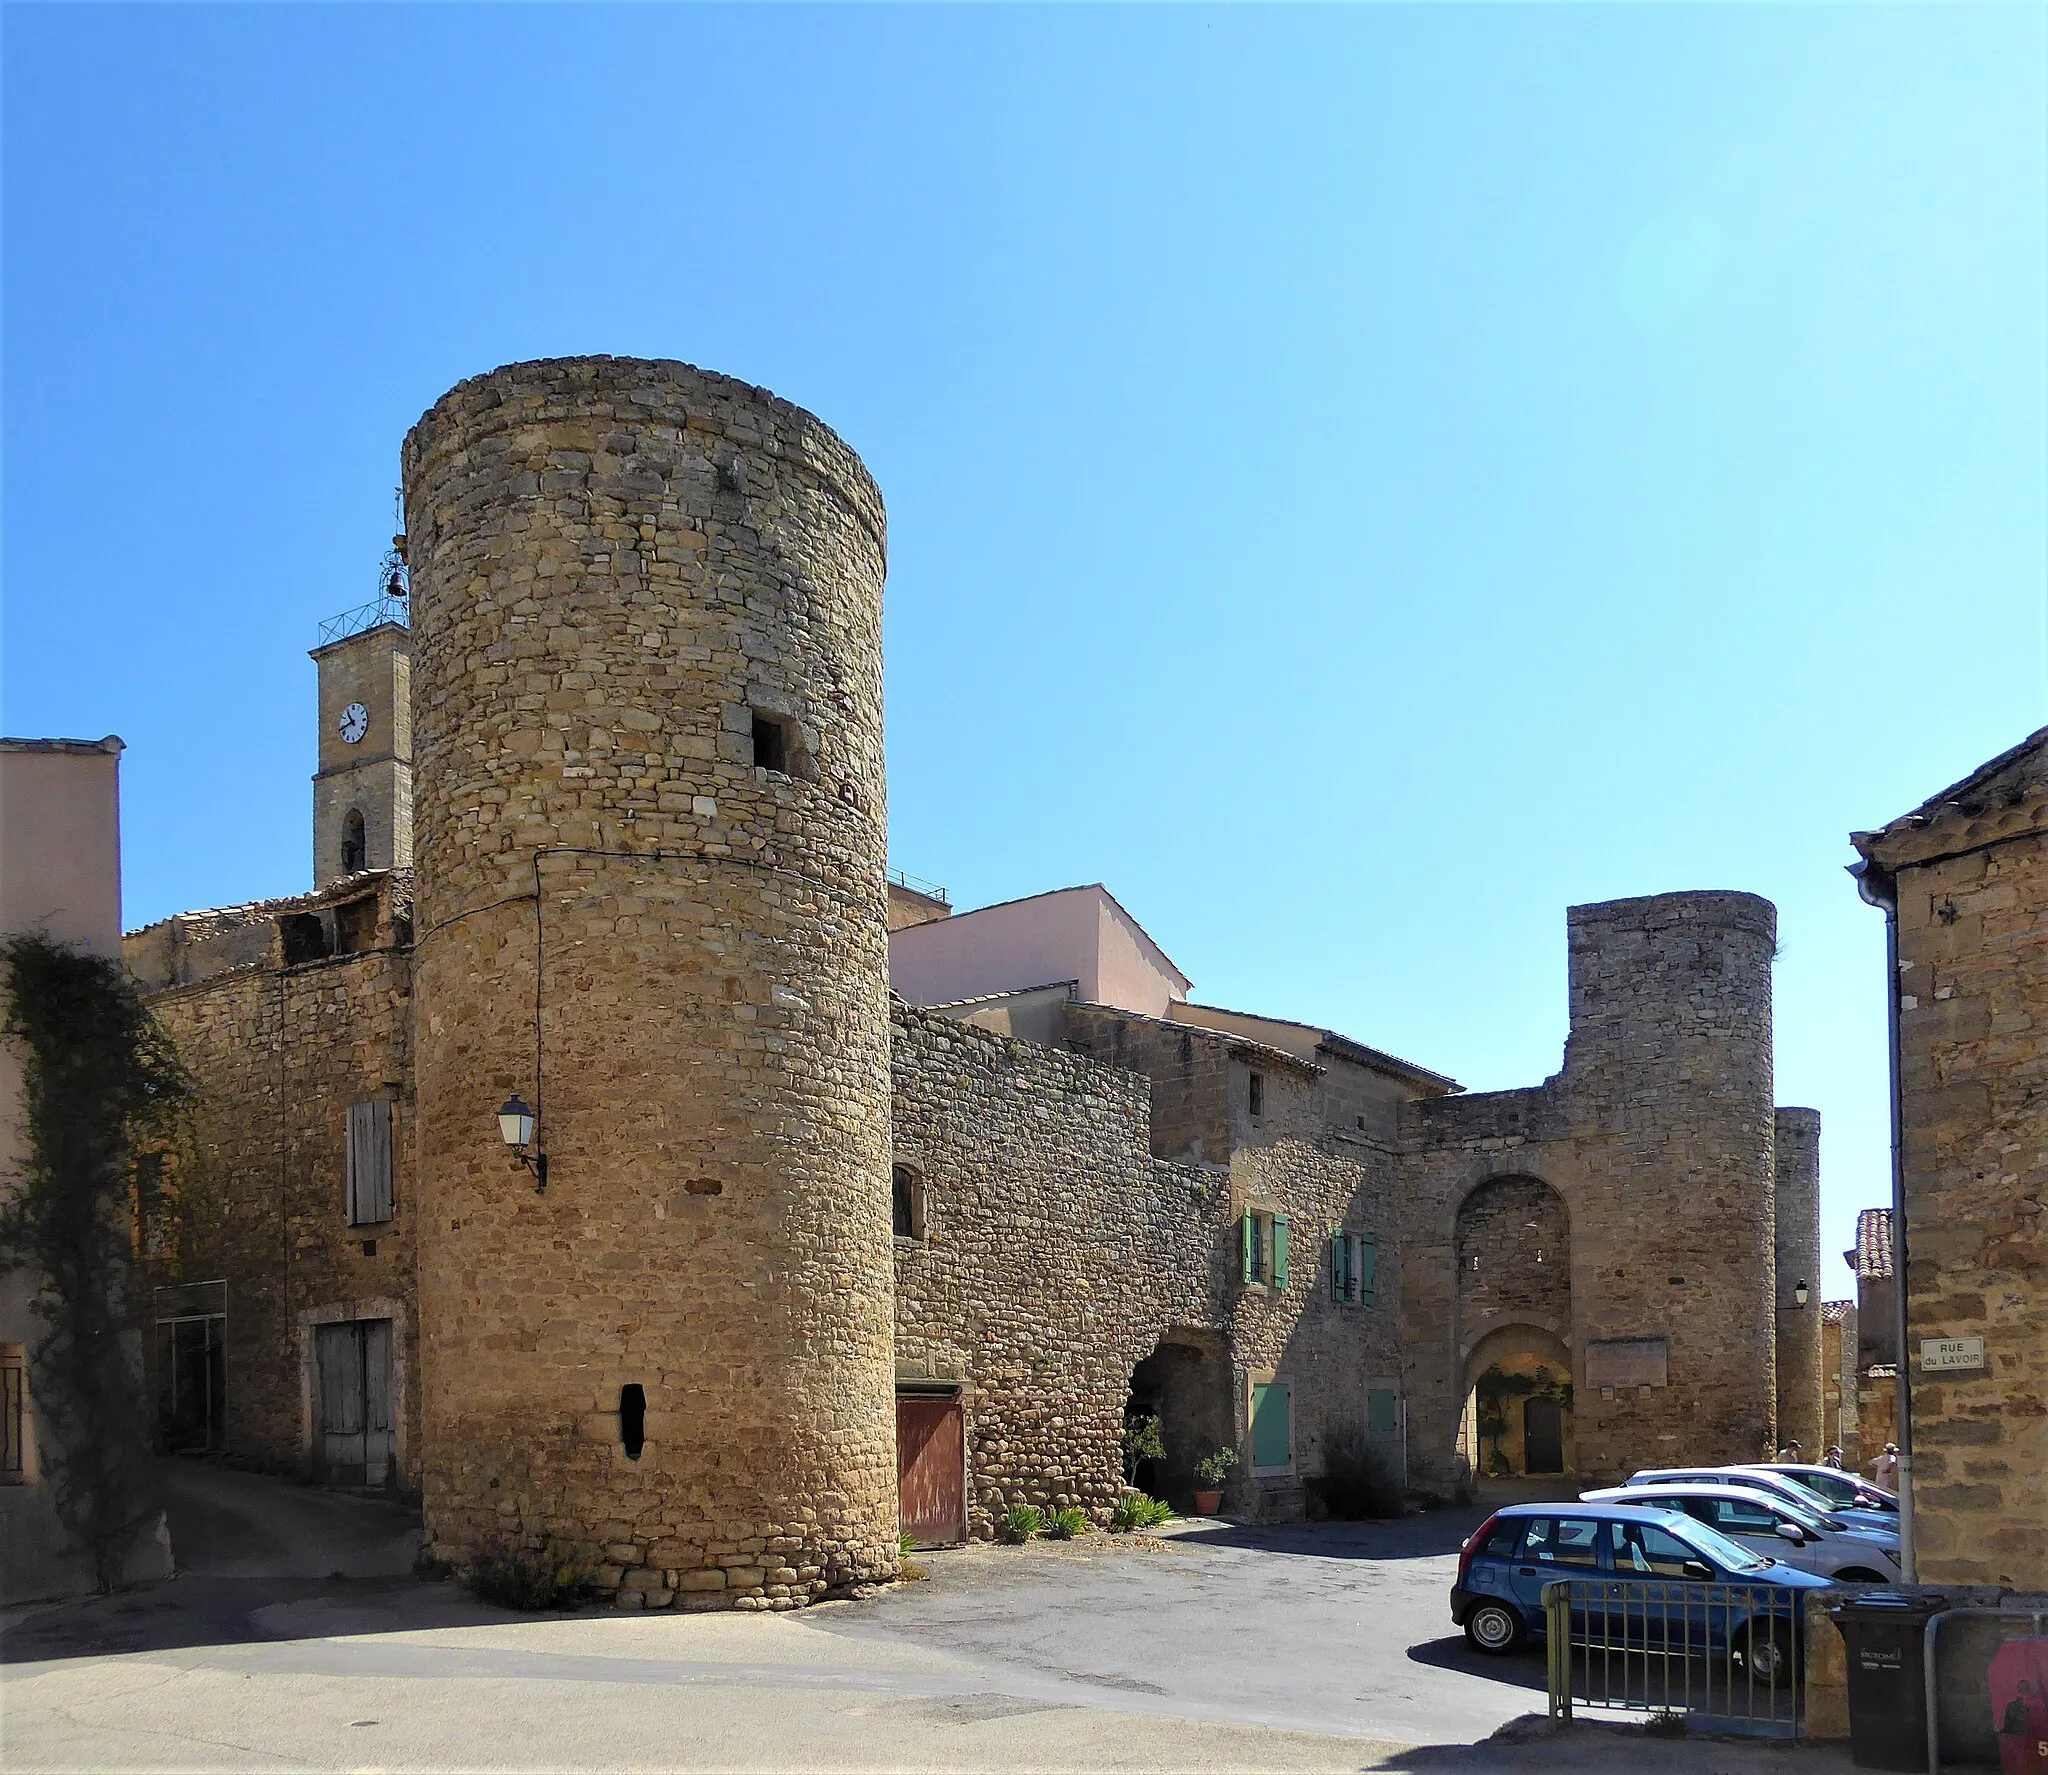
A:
1919,1337,1987,1373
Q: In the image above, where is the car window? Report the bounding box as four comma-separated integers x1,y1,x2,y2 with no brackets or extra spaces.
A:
1711,1498,1782,1535
1524,1517,1602,1569
1610,1521,1702,1577
1671,1516,1774,1574
1481,1519,1524,1558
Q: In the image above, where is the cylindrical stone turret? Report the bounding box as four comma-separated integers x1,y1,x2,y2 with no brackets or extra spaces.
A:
402,356,896,1608
1773,1108,1824,1455
1562,891,1780,1469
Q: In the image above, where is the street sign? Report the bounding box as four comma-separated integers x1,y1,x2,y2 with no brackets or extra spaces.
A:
1920,1336,1986,1373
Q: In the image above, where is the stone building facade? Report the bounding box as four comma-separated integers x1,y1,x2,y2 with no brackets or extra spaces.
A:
117,355,1827,1608
1853,730,2048,1590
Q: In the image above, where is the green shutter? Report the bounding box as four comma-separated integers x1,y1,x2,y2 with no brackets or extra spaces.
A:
1367,1388,1399,1434
1330,1235,1344,1302
1241,1212,1256,1284
1251,1383,1291,1470
1358,1234,1378,1305
1272,1214,1289,1289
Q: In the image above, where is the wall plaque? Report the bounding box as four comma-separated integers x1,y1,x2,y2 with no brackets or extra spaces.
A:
1587,1336,1668,1389
1919,1336,1985,1373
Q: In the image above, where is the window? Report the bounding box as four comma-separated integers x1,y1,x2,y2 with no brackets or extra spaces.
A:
1708,1497,1782,1536
1481,1516,1525,1558
2,1345,24,1482
345,1100,394,1226
1523,1517,1602,1570
1610,1521,1705,1578
1250,1382,1292,1474
341,809,367,875
1329,1232,1378,1305
750,712,790,774
1247,1071,1264,1119
618,1384,646,1460
1240,1209,1288,1288
891,1163,923,1241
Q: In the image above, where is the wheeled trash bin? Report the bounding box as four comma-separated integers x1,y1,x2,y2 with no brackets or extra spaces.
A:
1828,1591,1951,1773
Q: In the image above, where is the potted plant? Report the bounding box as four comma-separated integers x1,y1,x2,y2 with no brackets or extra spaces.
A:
1191,1446,1239,1515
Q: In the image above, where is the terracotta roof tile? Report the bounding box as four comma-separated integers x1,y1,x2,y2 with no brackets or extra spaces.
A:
1855,1208,1894,1279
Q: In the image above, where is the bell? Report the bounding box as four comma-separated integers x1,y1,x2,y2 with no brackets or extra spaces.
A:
386,569,406,601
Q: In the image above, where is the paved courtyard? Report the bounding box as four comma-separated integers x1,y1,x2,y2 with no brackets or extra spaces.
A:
0,1465,1854,1772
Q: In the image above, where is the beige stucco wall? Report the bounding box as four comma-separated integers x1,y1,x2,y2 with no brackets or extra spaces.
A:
890,885,1189,1018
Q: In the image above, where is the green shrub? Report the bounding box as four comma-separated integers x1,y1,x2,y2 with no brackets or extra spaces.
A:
464,1537,596,1611
1109,1491,1175,1532
1000,1503,1045,1543
1046,1506,1090,1540
1315,1426,1406,1520
899,1531,917,1555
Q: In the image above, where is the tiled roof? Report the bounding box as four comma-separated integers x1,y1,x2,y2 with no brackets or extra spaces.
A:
1821,1300,1852,1326
1855,1209,1894,1279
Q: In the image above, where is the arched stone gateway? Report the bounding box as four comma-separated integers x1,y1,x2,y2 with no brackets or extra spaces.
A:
1455,1176,1573,1480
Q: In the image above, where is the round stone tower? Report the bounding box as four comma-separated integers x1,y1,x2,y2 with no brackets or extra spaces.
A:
402,356,896,1608
1773,1108,1824,1454
1562,891,1781,1472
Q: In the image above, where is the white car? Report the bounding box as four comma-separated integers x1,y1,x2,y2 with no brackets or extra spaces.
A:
1625,1465,1895,1536
1582,1483,1899,1583
1738,1463,1900,1518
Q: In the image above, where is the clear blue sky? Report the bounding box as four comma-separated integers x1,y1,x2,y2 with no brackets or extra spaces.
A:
5,5,2043,1294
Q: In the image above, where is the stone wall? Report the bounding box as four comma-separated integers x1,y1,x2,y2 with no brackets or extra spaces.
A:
1857,733,2048,1588
1063,1003,1235,1165
1773,1108,1824,1454
889,1004,1222,1533
1396,893,1782,1492
126,875,418,1485
402,356,898,1610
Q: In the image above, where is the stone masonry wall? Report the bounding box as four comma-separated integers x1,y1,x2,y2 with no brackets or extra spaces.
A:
1773,1108,1824,1455
126,876,418,1487
890,1004,1224,1535
402,357,898,1610
1063,1004,1234,1164
1875,790,2048,1588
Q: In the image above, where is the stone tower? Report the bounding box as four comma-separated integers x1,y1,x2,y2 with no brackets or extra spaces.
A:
310,621,413,883
1773,1108,1823,1454
1561,892,1780,1471
402,356,897,1608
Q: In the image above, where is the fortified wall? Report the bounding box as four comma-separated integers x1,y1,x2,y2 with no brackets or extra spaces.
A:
1397,892,1792,1490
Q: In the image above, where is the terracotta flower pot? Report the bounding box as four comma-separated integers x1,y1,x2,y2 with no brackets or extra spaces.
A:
1192,1490,1223,1516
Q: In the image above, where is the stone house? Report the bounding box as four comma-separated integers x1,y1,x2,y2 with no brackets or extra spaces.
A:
110,356,1829,1608
1852,730,2048,1590
1847,1208,1900,1471
1820,1298,1857,1465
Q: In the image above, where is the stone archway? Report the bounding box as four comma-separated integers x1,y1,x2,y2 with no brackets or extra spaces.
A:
1126,1329,1232,1508
1458,1323,1575,1480
1454,1174,1573,1483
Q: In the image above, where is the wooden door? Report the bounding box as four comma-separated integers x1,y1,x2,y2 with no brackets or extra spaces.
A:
316,1319,394,1487
896,1393,965,1548
1523,1395,1564,1474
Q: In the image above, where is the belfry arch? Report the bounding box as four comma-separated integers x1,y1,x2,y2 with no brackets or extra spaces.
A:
1454,1175,1574,1480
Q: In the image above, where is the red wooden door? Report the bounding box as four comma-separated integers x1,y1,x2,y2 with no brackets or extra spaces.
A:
897,1393,965,1547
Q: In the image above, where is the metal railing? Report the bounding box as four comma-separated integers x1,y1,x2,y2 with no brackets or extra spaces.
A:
318,591,410,647
1545,1577,1806,1737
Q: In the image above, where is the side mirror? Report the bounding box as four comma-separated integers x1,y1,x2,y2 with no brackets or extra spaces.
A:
1775,1522,1805,1544
1682,1559,1714,1581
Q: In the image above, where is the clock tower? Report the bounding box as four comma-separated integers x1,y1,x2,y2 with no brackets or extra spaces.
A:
310,618,413,884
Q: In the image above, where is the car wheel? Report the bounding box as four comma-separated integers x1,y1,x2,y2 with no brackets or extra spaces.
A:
1464,1601,1526,1655
1835,1567,1887,1583
1740,1621,1798,1689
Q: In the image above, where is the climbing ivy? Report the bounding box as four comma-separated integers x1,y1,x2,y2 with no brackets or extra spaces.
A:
1473,1363,1574,1476
0,932,192,1590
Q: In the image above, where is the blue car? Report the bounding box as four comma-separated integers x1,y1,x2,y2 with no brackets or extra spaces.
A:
1451,1500,1830,1685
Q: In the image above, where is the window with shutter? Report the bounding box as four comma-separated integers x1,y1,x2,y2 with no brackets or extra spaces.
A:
1357,1233,1378,1305
1241,1213,1257,1284
1271,1214,1289,1289
1366,1387,1400,1434
345,1100,394,1226
1330,1235,1346,1302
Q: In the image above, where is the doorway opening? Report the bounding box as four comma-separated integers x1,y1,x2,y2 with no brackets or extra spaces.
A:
1126,1329,1232,1508
314,1318,394,1488
1457,1323,1574,1482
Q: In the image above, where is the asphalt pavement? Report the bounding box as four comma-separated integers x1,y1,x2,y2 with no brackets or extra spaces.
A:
0,1463,1857,1772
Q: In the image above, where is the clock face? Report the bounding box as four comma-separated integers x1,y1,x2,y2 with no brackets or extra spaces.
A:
339,702,370,745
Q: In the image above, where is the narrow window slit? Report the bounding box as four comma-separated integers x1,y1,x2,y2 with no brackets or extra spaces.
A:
619,1384,646,1460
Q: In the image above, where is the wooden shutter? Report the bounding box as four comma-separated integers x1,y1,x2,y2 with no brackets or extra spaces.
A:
1272,1214,1289,1289
1358,1233,1377,1305
346,1100,394,1225
1330,1235,1345,1303
1240,1213,1256,1284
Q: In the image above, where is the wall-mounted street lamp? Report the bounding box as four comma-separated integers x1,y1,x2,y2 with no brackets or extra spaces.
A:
1794,1280,1810,1309
497,1094,548,1194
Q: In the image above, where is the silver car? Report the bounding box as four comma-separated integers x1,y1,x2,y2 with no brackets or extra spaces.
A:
1625,1465,1896,1536
1582,1482,1899,1583
1738,1462,1899,1518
